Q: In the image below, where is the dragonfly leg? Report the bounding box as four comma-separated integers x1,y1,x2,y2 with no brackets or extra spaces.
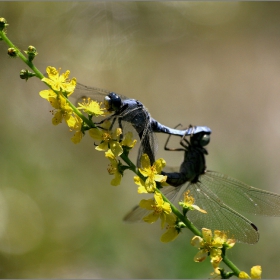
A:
95,114,116,126
164,133,186,151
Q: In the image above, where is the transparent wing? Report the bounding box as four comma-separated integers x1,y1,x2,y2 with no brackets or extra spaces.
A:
124,175,260,244
201,171,280,216
159,175,259,244
72,82,129,103
136,122,158,167
123,202,152,222
185,182,259,244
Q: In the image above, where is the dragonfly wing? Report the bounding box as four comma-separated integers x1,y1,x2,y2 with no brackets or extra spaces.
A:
123,203,152,222
72,83,110,103
201,171,280,216
72,83,129,104
136,123,158,167
120,106,157,167
159,182,259,244
186,181,259,244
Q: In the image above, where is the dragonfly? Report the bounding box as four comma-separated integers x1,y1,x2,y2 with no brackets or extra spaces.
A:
72,83,211,166
124,128,280,244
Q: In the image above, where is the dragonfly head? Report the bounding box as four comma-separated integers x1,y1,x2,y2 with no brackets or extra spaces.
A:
191,132,210,147
104,92,122,112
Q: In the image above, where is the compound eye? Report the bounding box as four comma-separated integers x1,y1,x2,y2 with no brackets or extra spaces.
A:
200,134,210,146
104,95,112,111
105,92,122,111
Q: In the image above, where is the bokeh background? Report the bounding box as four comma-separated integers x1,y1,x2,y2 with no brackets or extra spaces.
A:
1,2,280,278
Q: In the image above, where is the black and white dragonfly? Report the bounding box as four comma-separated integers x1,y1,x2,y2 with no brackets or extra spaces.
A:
72,83,211,166
124,129,280,244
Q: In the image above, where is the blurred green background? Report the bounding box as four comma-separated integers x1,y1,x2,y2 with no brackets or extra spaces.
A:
1,2,280,278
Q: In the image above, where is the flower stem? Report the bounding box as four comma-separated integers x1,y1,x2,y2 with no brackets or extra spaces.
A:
159,190,202,236
0,29,43,79
222,255,240,277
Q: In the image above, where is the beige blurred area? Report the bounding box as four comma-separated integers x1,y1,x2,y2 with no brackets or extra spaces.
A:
1,2,280,278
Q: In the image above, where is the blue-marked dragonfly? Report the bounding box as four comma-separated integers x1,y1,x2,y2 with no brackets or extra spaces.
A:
124,128,280,244
72,83,211,166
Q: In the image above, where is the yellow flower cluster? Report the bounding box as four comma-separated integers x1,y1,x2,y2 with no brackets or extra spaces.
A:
135,154,167,193
40,67,82,143
179,190,207,214
40,66,109,145
191,228,236,275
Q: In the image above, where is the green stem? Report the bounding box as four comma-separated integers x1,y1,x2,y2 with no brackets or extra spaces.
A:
0,29,43,79
222,255,240,277
120,152,141,178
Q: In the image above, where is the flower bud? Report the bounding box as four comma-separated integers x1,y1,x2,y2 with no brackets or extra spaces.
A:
20,69,36,81
0,18,8,31
24,45,38,62
7,47,17,57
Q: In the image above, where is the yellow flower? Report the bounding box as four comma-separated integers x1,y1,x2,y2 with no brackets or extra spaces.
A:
191,228,236,269
139,192,172,228
77,97,107,117
179,190,207,214
39,89,57,100
39,86,77,128
161,214,181,243
137,154,167,193
49,95,76,127
121,131,137,149
239,266,262,279
89,126,123,157
70,116,84,144
41,66,76,96
105,149,122,186
134,176,148,194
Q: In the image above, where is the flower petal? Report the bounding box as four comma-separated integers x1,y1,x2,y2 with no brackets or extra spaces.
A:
191,236,203,248
141,154,151,169
194,249,208,262
71,131,83,144
95,142,108,151
111,172,122,186
89,128,103,140
139,198,154,210
143,212,159,224
202,228,213,243
161,227,179,243
154,174,167,183
154,158,166,173
138,185,148,194
110,141,123,157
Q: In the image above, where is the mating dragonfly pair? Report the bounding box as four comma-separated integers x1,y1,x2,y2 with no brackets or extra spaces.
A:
74,83,280,244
